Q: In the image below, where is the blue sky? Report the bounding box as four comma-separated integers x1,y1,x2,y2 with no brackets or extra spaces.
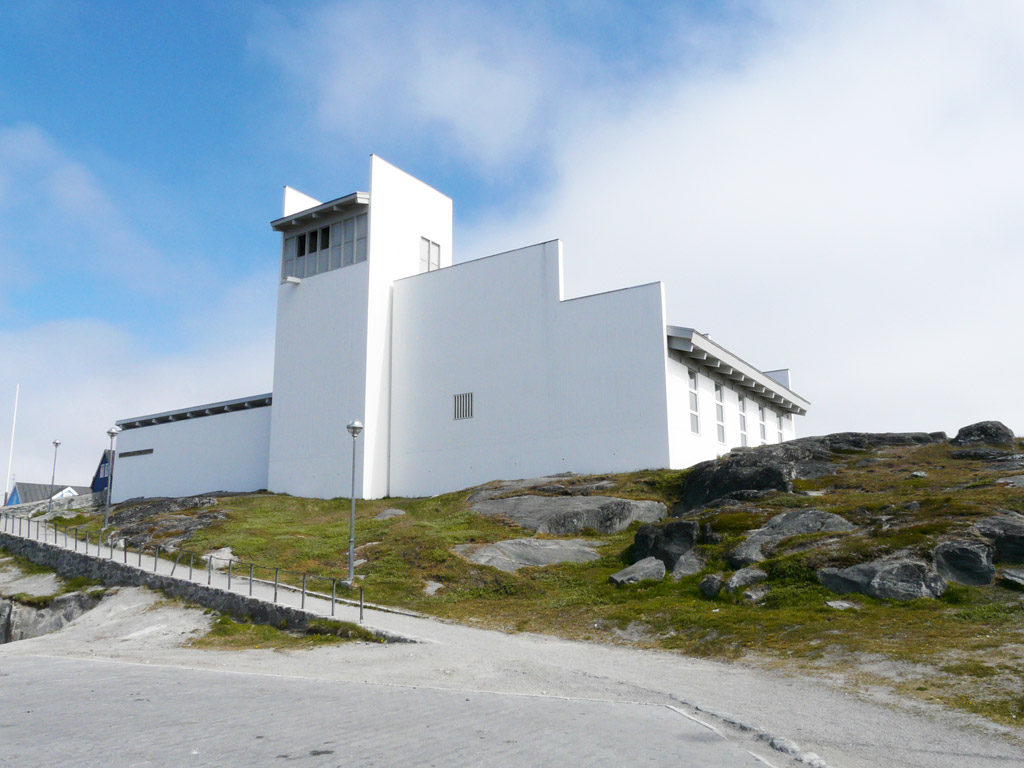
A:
2,0,1023,487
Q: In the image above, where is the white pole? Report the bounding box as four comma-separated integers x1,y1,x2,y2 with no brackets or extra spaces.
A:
4,384,18,505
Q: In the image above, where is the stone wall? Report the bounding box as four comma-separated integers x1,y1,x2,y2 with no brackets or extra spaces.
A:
0,531,329,633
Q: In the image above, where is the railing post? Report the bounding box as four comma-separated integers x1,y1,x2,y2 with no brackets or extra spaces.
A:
64,526,68,548
208,556,212,585
154,546,160,572
73,527,78,551
273,568,279,603
138,546,143,567
359,586,364,624
189,553,194,581
301,574,306,609
171,550,181,577
249,564,254,597
85,532,89,554
228,560,233,591
331,579,336,616
123,543,127,563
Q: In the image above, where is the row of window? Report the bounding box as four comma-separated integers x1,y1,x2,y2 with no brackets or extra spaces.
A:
282,212,368,280
688,370,789,446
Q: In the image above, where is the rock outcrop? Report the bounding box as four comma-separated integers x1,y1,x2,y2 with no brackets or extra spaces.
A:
453,538,602,573
472,496,666,535
0,592,100,644
609,557,665,585
931,540,995,585
972,515,1024,563
818,556,946,601
632,521,700,569
730,508,854,567
725,566,767,594
950,421,1015,447
676,432,944,511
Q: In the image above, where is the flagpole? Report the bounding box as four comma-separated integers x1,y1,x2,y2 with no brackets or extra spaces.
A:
5,384,18,506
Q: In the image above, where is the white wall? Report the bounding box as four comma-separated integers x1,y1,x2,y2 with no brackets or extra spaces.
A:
112,407,270,502
267,261,370,499
389,241,672,498
363,156,453,498
666,355,800,468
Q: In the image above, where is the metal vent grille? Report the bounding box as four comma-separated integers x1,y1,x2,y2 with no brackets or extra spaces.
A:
453,392,473,420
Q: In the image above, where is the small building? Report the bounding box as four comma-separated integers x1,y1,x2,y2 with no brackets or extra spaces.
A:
90,449,114,495
4,482,92,507
112,156,809,502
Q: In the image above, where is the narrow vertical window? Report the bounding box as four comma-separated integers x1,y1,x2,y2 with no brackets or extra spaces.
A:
282,236,296,279
777,413,784,443
421,237,441,272
329,222,342,269
688,369,700,434
355,213,368,263
738,395,748,447
715,383,726,443
759,405,767,444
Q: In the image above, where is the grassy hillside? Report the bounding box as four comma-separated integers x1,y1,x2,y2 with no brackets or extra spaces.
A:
58,437,1024,726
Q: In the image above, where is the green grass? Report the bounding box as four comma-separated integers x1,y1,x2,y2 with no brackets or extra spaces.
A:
193,614,378,650
84,441,1024,726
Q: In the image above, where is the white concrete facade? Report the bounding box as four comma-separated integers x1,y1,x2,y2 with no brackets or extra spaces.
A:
112,156,809,502
114,397,271,501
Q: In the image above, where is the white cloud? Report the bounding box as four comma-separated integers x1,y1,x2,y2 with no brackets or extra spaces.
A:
460,0,1024,437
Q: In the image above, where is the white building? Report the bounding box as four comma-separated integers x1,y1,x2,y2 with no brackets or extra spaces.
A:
112,156,809,502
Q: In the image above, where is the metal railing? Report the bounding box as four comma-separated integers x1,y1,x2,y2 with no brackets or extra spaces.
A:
0,511,366,622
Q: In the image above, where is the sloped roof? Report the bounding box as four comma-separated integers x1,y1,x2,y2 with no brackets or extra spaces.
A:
10,482,93,504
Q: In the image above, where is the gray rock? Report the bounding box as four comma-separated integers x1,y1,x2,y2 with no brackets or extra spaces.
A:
676,431,943,511
725,566,768,594
423,580,443,595
744,585,769,603
670,549,706,580
910,471,928,478
609,557,665,585
699,573,723,598
2,592,100,643
950,448,1012,461
632,521,699,569
730,508,855,566
932,540,995,585
108,496,223,550
999,568,1024,588
467,474,617,503
972,515,1024,563
374,508,406,520
996,475,1024,488
819,557,946,600
472,495,666,535
825,600,860,610
951,421,1015,447
453,538,602,573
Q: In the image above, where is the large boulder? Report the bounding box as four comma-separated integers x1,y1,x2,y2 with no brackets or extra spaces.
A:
453,538,602,573
725,566,768,594
472,495,666,535
932,540,995,585
699,573,724,598
730,508,855,566
951,421,1015,447
818,557,946,600
632,521,700,569
467,474,617,503
671,549,706,580
972,515,1024,563
609,557,665,585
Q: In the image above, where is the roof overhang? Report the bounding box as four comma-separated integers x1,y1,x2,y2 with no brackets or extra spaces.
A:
270,192,369,231
116,393,273,430
666,326,810,416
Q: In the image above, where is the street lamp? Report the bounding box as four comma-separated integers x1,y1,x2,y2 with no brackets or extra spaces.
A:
46,440,61,516
104,426,121,527
346,420,363,584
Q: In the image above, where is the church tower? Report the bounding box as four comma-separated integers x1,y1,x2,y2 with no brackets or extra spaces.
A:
267,156,453,499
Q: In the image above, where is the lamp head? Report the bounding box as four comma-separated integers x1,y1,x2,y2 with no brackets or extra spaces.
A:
346,420,364,438
53,439,61,448
107,426,122,439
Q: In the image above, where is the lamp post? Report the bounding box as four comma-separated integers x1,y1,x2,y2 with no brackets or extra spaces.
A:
46,440,61,516
346,420,363,584
104,426,121,527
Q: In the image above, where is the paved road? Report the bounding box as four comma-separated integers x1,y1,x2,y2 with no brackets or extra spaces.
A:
0,656,768,768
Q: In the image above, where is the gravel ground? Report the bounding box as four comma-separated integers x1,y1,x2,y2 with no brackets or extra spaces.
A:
1,588,1021,767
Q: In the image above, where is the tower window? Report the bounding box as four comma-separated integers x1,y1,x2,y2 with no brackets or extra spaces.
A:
421,237,441,272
